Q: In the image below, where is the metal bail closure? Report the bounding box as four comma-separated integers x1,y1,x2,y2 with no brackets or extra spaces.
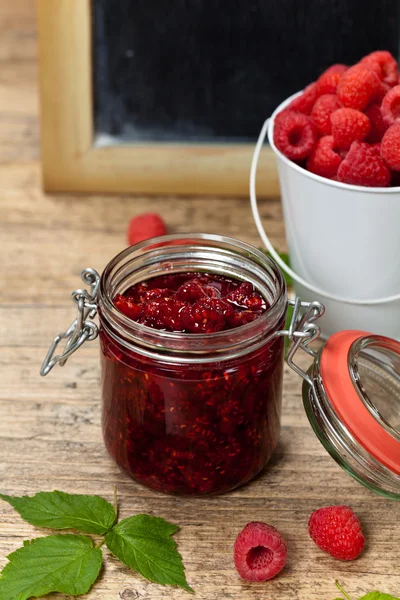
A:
284,297,325,385
40,268,101,376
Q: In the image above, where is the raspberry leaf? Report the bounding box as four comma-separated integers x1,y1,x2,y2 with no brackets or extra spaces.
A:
336,581,352,600
0,491,117,534
0,535,102,599
105,514,193,592
335,582,399,600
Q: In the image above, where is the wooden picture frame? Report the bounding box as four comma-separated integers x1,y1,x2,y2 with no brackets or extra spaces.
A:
36,0,279,197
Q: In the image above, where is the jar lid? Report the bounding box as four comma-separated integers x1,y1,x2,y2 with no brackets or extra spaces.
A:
320,330,400,476
286,302,400,498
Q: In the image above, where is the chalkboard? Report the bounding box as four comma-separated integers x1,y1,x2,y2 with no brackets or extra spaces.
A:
93,0,400,144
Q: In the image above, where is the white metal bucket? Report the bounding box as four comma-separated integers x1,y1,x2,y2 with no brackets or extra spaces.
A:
250,92,400,339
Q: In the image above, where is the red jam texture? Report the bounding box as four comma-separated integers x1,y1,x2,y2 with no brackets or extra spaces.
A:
113,272,268,333
101,272,285,495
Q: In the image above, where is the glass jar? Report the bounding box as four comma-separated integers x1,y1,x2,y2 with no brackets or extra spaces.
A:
95,234,287,495
288,328,400,500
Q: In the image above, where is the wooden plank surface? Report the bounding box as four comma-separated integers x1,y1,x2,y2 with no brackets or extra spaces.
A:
0,2,399,599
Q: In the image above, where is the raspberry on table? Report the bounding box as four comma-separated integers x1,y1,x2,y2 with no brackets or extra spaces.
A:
365,103,390,143
337,141,391,187
316,64,347,95
381,122,400,171
273,111,318,161
311,94,341,136
337,64,381,110
308,506,365,561
331,108,371,149
306,136,342,178
361,50,398,86
127,213,167,246
381,84,400,126
286,82,318,114
233,522,287,582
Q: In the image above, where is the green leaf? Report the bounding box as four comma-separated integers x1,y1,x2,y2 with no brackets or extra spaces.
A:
335,580,352,600
0,534,102,599
105,514,193,592
360,593,400,600
0,491,117,535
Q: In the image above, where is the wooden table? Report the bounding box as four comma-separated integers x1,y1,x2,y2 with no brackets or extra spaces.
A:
0,2,399,599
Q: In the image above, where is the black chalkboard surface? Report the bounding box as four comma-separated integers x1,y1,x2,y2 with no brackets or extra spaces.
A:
92,0,400,144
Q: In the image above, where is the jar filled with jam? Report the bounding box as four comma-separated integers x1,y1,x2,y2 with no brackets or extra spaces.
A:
98,235,287,495
41,234,289,495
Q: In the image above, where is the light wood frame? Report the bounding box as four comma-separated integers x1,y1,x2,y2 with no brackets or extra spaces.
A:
37,0,279,197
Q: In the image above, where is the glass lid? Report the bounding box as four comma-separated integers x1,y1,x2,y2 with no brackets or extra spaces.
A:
318,331,400,479
285,300,400,499
349,335,400,444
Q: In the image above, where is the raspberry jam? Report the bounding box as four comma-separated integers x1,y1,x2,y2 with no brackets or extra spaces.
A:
99,235,287,495
113,272,268,333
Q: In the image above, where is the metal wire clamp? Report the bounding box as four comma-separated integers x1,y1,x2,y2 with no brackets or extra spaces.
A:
284,297,325,387
40,268,101,376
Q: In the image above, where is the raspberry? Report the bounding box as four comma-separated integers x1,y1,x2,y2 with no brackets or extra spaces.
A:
233,522,287,582
337,141,391,187
370,142,382,153
306,136,342,178
273,111,318,161
286,82,318,114
337,64,381,110
176,278,208,302
226,282,265,311
308,506,365,561
311,94,341,136
227,310,261,328
143,297,186,331
143,288,171,301
331,108,371,149
113,294,143,320
361,50,398,86
381,84,400,126
316,64,347,95
381,122,400,171
375,80,392,104
181,298,228,333
364,103,389,143
127,213,167,246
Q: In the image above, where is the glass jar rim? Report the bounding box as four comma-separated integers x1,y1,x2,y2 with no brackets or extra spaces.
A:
98,233,287,361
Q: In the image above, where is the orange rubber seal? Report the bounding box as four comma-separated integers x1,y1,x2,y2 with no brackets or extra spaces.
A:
320,330,400,476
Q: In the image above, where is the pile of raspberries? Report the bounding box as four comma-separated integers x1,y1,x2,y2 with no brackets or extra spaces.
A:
273,50,400,187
